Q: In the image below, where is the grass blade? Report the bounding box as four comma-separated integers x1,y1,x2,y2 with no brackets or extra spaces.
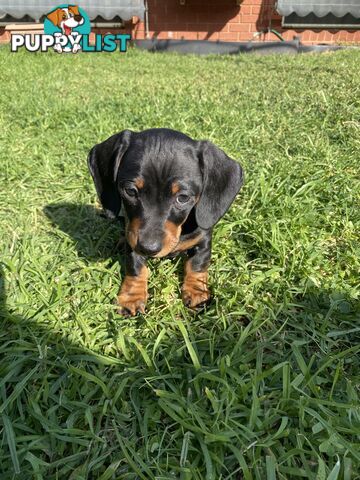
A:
177,319,201,370
2,413,20,474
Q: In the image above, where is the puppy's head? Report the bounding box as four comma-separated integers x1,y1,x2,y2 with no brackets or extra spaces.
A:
88,129,243,257
68,5,82,21
46,5,83,31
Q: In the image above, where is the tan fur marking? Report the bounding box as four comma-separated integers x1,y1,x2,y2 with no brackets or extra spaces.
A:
173,234,202,253
154,220,181,258
117,265,149,316
46,8,62,26
171,182,180,194
134,178,144,189
126,217,141,250
68,5,81,16
182,261,210,309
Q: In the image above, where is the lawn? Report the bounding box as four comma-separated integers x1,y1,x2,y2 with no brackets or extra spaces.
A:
0,46,359,479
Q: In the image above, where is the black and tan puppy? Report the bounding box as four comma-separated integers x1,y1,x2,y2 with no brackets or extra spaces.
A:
88,128,243,315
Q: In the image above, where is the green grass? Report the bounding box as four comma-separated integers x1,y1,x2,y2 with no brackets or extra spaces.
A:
0,46,359,479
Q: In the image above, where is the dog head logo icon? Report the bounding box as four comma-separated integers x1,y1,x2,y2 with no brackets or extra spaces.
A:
44,4,90,53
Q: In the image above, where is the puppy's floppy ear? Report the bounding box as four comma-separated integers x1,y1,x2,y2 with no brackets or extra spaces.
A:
196,141,244,230
69,5,80,15
46,8,61,27
87,130,132,219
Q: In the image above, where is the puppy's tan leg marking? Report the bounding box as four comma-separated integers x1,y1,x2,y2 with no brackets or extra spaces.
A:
117,265,149,316
182,261,210,309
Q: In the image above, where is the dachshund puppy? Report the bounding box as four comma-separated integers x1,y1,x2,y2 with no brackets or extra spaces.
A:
88,128,243,315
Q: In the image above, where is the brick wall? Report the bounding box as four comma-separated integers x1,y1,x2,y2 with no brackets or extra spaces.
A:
1,0,359,45
130,0,360,44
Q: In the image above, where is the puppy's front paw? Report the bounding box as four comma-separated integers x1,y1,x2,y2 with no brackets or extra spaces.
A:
72,44,81,54
182,267,210,310
116,269,148,316
53,44,63,54
117,298,146,316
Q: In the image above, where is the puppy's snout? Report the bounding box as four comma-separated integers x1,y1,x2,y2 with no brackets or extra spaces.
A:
137,239,162,257
74,15,82,22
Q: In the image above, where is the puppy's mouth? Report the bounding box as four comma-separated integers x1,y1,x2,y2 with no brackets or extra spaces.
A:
63,25,72,35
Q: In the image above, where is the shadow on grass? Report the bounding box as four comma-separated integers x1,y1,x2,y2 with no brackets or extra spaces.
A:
43,202,126,268
2,231,359,477
0,262,155,478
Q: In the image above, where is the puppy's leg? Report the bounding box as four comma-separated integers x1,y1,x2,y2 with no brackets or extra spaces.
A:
117,248,148,316
182,233,212,309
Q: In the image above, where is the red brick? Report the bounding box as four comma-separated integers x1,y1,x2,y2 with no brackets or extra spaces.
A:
216,23,230,33
186,24,210,33
228,14,241,24
249,24,260,33
240,5,252,15
323,31,332,42
177,30,208,40
134,22,145,31
229,23,249,32
301,31,311,41
243,13,263,23
177,31,200,40
196,31,210,40
152,3,167,15
132,29,145,39
207,32,220,40
148,14,157,23
196,10,239,23
227,12,241,22
155,31,171,39
238,32,252,41
251,5,262,14
310,30,320,41
219,32,239,41
283,29,296,38
0,29,10,43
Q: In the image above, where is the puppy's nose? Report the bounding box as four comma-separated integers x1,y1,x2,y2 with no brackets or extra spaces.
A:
136,240,162,257
74,15,82,21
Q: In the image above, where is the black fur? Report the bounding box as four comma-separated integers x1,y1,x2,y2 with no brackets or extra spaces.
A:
196,140,243,230
87,129,132,219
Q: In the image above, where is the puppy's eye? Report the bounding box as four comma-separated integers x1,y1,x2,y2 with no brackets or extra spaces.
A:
124,187,138,198
176,194,190,205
